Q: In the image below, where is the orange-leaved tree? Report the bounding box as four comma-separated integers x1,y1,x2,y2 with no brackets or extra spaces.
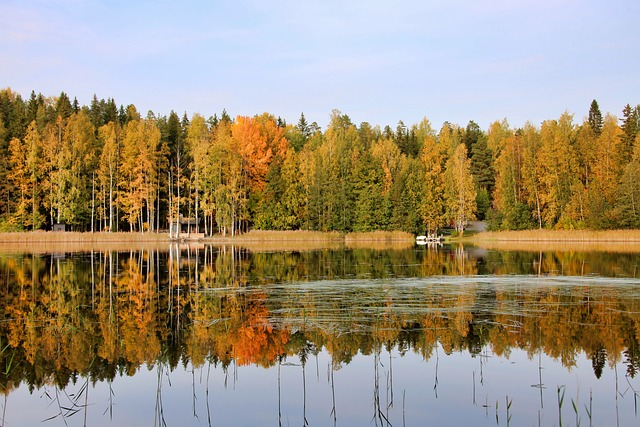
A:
231,115,273,192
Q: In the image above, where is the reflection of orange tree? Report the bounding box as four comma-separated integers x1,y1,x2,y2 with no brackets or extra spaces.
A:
186,246,281,367
230,294,289,366
186,288,290,368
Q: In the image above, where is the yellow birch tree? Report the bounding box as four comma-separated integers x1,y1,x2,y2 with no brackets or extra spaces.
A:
419,133,446,235
444,143,476,234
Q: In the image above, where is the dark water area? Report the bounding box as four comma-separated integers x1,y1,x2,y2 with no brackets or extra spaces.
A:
1,244,640,426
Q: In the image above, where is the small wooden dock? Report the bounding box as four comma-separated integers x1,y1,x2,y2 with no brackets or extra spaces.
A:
173,232,205,241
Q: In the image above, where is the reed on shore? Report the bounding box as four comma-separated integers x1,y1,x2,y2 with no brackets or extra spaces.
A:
464,229,640,253
209,230,414,251
6,229,640,244
0,231,169,243
469,229,640,242
0,230,413,242
225,229,413,242
0,230,415,253
221,230,344,242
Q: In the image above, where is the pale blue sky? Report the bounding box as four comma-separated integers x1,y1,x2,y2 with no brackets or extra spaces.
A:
1,0,638,130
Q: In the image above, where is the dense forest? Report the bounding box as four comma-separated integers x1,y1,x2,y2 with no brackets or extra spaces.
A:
0,88,639,234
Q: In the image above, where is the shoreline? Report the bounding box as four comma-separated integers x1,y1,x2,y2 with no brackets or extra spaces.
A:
465,229,640,242
0,230,415,242
0,230,416,253
4,229,640,243
458,229,640,253
4,229,640,253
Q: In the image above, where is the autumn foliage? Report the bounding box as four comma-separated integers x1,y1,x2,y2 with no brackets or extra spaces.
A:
1,89,639,234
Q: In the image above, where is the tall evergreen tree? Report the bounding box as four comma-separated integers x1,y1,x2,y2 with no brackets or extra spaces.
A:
470,134,494,220
9,93,27,141
394,120,413,156
220,109,232,124
620,104,639,157
296,113,309,137
463,120,482,156
103,98,119,124
89,94,101,128
26,91,42,125
588,99,603,136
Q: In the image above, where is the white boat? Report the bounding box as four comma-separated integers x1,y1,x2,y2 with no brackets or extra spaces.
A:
416,234,443,245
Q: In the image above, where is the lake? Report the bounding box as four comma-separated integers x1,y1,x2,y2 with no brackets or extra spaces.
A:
1,243,640,426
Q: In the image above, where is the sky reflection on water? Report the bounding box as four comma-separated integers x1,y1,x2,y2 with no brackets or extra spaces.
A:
4,344,639,427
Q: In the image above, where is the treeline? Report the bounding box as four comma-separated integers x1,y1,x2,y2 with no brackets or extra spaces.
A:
1,88,639,234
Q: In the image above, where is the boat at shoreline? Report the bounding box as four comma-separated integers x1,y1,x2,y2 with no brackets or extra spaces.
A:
416,234,443,244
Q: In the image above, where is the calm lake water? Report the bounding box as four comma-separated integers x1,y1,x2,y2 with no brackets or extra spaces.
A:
1,243,640,426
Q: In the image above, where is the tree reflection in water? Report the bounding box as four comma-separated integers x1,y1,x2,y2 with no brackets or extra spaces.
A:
0,244,639,425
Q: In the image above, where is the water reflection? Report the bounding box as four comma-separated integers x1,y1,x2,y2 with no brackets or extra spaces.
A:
0,244,640,426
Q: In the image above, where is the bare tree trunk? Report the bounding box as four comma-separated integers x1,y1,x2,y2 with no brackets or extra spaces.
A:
195,173,199,234
91,173,95,233
177,153,181,239
157,173,160,232
109,170,114,232
535,188,542,229
168,170,173,239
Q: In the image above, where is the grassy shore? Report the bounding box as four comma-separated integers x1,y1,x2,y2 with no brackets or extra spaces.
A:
0,231,169,243
0,231,172,253
0,230,415,252
470,229,640,242
465,229,640,253
206,230,415,250
4,229,640,244
0,230,414,242
223,229,414,242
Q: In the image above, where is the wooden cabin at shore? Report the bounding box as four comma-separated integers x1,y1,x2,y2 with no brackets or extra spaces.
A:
169,216,204,240
53,223,69,232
